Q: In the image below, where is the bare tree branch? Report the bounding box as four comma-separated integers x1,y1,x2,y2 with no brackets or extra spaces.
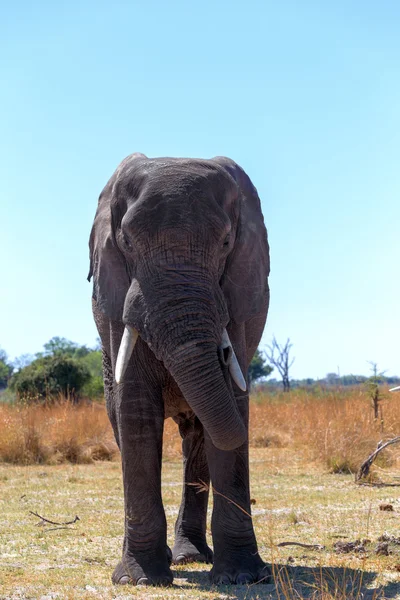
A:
356,436,400,481
265,337,294,391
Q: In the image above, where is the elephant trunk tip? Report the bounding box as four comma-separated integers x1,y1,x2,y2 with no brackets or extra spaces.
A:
213,434,247,452
209,419,247,451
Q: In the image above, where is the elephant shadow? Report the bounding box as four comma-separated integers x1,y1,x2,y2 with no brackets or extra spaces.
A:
174,564,399,599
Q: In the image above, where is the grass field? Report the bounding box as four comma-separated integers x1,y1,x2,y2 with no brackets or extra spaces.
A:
1,389,400,599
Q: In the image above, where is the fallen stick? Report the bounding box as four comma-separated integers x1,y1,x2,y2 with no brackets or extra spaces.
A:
277,541,325,550
356,436,400,481
29,511,80,526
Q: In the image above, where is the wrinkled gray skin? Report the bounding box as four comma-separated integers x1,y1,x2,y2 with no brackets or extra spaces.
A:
88,153,270,586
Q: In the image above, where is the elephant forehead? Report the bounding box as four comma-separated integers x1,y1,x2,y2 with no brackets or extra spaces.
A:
116,158,238,239
117,158,237,205
122,189,231,237
145,164,224,195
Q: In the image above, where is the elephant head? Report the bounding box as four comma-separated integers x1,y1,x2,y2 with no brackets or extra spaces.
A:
88,153,269,451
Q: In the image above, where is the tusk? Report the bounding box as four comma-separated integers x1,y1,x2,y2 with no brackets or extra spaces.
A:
390,386,400,392
229,356,247,392
221,329,247,392
115,325,139,384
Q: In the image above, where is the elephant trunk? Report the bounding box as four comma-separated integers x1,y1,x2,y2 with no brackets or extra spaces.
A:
166,342,247,451
120,280,247,451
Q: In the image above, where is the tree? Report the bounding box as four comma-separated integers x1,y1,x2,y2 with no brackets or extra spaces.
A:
265,337,294,392
9,337,104,401
42,337,102,397
13,354,34,371
325,372,340,386
365,361,386,422
10,354,91,401
42,336,91,358
0,348,13,388
248,349,273,385
80,350,104,398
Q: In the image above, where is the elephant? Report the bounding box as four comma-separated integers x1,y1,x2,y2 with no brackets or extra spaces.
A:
88,153,270,586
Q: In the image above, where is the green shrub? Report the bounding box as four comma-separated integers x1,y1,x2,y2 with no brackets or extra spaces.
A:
80,351,104,398
0,348,13,388
82,376,104,399
0,388,17,404
248,349,273,385
10,355,91,401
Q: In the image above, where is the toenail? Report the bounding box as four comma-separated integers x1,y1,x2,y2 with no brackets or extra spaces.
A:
119,576,131,585
137,577,149,585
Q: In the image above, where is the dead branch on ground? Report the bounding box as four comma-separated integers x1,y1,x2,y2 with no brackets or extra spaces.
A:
277,541,325,550
356,436,400,481
29,511,80,526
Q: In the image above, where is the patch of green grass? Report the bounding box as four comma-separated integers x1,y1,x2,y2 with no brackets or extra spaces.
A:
0,450,399,599
327,455,356,474
67,475,84,483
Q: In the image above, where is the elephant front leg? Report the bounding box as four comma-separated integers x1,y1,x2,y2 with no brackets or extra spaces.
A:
205,400,270,585
113,380,173,586
172,415,213,564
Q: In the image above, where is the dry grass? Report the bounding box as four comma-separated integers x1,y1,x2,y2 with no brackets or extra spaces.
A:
1,387,400,480
1,449,400,599
249,387,400,477
1,389,400,598
0,400,118,465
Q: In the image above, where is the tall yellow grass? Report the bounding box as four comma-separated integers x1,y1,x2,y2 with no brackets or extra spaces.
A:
250,387,400,473
1,387,400,472
0,399,118,464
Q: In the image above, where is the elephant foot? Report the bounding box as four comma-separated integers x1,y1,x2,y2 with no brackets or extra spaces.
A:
210,553,270,585
172,536,213,565
112,549,173,586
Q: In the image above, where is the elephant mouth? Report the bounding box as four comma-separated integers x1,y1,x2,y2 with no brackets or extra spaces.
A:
114,324,246,392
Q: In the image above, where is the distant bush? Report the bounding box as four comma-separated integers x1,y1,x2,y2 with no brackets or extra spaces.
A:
10,354,91,401
6,337,104,402
0,388,16,404
0,348,13,388
0,360,11,388
80,351,104,398
248,349,273,385
42,336,91,358
82,376,104,399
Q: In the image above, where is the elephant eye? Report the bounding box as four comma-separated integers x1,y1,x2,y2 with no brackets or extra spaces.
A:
121,233,133,252
223,234,231,248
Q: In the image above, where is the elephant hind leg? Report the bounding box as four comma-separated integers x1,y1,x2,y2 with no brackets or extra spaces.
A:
172,415,213,565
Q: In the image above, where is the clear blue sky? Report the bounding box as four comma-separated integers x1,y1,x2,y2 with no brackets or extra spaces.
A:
1,1,399,379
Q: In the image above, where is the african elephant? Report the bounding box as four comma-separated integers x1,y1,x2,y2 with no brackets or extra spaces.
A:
88,153,270,586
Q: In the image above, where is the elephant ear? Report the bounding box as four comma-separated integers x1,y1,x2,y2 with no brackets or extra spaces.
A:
213,156,270,324
88,153,147,321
